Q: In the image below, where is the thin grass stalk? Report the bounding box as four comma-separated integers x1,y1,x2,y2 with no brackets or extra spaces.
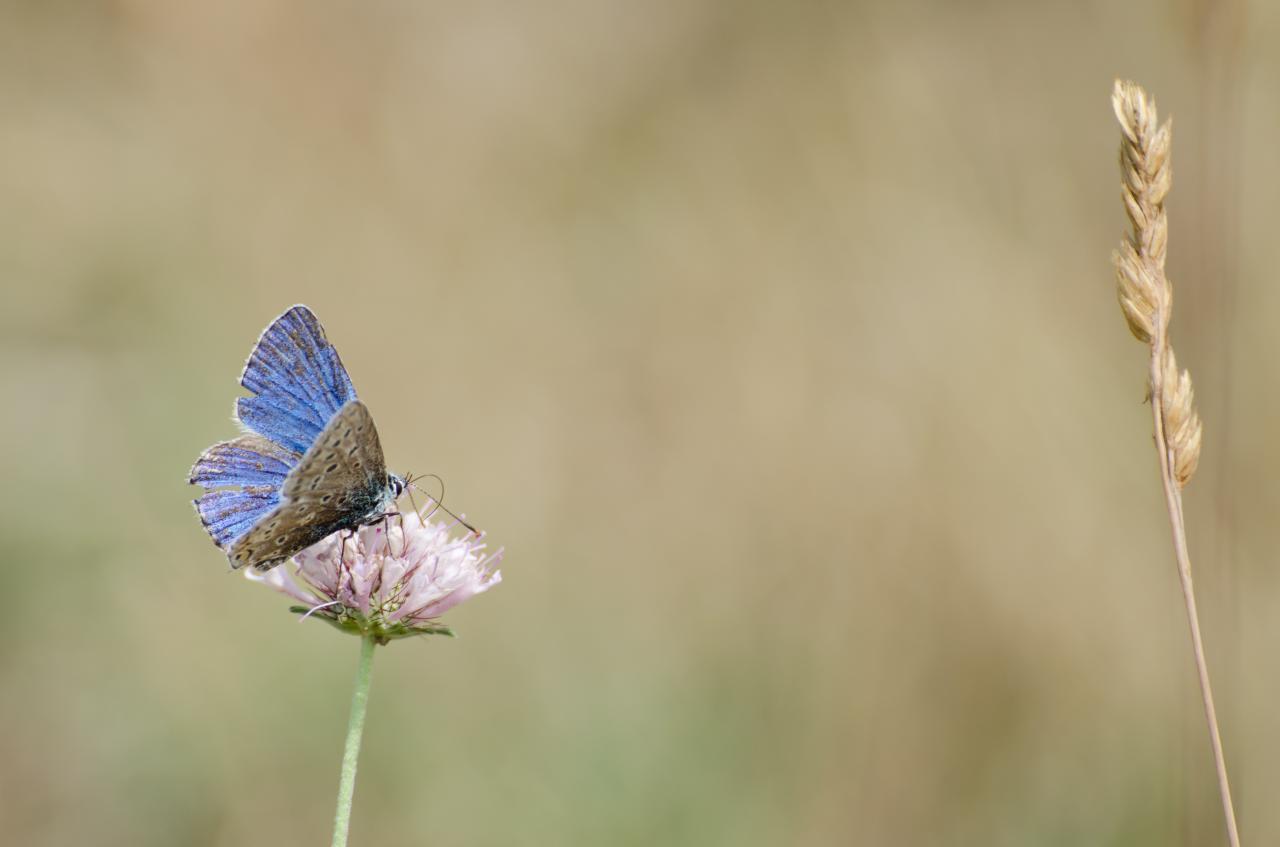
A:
1150,339,1239,847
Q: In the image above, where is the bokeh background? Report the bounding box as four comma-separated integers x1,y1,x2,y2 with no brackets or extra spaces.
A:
1,1,1277,844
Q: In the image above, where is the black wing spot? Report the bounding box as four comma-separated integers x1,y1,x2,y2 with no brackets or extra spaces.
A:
325,463,340,473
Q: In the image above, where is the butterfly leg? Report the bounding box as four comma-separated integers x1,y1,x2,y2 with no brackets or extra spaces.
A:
370,510,403,556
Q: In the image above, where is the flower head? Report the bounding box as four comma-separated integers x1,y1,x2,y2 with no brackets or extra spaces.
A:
248,508,502,643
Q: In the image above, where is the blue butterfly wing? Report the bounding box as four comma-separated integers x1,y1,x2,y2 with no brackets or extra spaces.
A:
189,435,299,549
236,305,357,454
191,306,378,563
194,488,283,549
190,435,298,488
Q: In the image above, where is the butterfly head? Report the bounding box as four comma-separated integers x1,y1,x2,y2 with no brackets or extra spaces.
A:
388,472,407,500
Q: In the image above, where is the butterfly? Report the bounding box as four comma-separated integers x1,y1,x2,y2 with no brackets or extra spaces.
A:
189,305,406,571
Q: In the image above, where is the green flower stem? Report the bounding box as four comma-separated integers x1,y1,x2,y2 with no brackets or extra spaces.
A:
332,634,377,847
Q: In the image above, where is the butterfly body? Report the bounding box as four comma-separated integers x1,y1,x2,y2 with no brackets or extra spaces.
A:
190,306,404,571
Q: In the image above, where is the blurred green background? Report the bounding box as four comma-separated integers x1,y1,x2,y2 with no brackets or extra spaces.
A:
1,1,1277,844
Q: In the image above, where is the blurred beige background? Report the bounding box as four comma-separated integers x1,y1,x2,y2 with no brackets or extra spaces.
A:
1,1,1277,844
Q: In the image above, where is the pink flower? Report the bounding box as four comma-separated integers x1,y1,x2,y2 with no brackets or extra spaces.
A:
247,508,502,643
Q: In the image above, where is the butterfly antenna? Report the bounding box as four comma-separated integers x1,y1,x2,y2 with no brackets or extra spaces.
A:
405,472,440,521
407,473,478,534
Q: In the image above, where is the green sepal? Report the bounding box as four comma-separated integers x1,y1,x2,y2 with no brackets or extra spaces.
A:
288,606,456,644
